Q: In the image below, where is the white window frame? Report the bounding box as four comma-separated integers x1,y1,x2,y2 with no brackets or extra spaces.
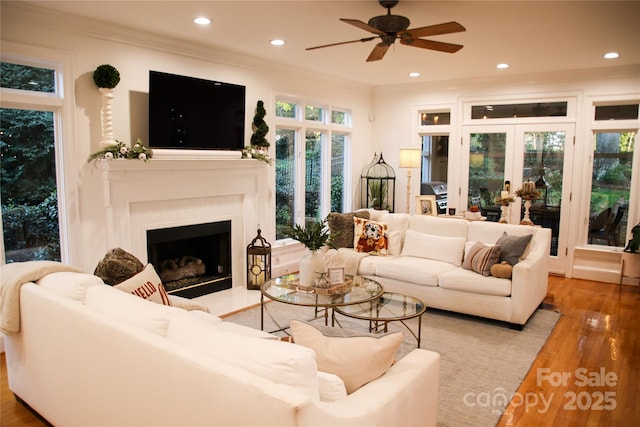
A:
274,96,352,240
583,96,640,249
0,42,76,264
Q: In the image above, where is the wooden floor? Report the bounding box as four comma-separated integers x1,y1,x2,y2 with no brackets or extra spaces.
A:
2,276,638,426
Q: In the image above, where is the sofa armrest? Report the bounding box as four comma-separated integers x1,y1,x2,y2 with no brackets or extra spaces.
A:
510,227,551,324
298,349,440,427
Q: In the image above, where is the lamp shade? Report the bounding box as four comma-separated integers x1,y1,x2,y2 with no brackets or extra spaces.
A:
399,148,421,168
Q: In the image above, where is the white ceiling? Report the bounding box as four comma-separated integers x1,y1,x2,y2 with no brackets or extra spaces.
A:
21,0,640,86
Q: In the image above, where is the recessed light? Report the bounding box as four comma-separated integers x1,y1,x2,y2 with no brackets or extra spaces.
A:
270,39,285,46
408,72,420,77
194,17,211,25
497,63,509,69
604,52,619,59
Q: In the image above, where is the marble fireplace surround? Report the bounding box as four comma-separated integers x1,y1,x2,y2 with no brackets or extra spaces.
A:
95,156,270,290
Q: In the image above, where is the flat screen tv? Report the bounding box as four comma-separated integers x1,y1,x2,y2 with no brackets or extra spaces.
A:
148,71,245,151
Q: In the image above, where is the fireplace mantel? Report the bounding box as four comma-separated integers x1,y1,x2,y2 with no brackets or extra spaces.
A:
93,158,271,289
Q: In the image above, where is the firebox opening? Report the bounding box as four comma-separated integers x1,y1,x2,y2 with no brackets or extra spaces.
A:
146,220,232,298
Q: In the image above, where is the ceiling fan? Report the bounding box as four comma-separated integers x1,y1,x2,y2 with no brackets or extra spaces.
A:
306,0,466,62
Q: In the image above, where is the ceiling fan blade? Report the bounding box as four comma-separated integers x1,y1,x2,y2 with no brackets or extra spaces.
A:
340,18,386,35
400,37,463,53
306,36,377,51
366,43,391,62
400,21,466,39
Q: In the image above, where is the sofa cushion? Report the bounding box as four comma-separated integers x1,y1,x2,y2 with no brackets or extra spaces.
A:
290,320,402,394
353,218,388,255
327,210,370,248
167,312,319,398
439,268,512,296
496,232,533,265
114,263,172,306
85,284,185,335
36,271,103,302
375,256,455,287
317,371,348,402
462,242,501,277
401,229,466,266
409,215,468,238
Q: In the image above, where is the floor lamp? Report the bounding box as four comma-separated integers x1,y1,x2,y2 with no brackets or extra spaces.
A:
399,148,422,213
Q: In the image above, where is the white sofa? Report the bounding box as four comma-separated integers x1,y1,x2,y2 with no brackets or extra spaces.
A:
4,269,440,427
335,213,551,329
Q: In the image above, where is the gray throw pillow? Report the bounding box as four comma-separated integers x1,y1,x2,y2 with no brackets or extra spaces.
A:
495,232,533,266
327,211,370,248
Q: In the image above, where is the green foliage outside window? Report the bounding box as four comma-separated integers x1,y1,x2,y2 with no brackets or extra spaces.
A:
1,61,61,262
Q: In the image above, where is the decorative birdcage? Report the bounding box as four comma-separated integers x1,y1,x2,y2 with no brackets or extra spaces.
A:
360,153,396,212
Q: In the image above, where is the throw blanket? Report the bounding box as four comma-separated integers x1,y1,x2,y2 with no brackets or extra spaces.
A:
323,248,369,277
0,261,80,335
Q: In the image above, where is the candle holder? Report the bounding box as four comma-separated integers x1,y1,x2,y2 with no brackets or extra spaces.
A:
494,196,515,224
520,198,535,225
515,181,541,226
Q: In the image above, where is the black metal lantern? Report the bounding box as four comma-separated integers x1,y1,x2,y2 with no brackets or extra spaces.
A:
360,152,396,212
247,227,271,290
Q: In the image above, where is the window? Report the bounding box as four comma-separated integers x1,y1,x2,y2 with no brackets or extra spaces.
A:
1,61,62,262
589,131,636,247
274,98,351,240
471,102,568,119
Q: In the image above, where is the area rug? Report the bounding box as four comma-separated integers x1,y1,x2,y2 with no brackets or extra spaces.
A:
223,302,561,427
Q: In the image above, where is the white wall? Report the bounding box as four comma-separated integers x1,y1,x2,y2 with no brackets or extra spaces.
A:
1,3,374,272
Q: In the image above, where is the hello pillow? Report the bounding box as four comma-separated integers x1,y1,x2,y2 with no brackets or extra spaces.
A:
401,229,466,266
114,263,172,306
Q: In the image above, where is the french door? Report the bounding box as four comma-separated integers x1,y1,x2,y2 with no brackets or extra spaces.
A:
461,124,575,274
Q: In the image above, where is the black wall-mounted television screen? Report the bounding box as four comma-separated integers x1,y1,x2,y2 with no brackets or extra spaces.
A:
149,71,245,151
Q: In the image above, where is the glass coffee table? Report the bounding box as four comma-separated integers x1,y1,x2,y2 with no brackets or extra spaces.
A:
334,292,426,348
260,273,383,333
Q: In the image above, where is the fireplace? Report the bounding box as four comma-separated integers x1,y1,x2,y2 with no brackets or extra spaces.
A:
147,221,232,298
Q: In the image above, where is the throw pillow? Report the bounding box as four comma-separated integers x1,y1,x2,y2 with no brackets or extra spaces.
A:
327,211,370,248
491,261,513,278
290,320,402,394
353,217,388,255
94,247,145,285
401,229,466,266
114,263,172,306
495,232,533,266
472,245,501,277
462,242,501,276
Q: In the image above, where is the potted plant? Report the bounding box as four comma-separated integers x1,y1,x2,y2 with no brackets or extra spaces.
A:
250,100,270,150
93,64,121,147
621,222,640,278
286,219,331,285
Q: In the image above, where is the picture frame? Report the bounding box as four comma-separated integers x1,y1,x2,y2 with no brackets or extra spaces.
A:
415,195,438,216
327,267,345,285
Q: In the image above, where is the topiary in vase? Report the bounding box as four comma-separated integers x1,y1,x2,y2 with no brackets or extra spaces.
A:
93,64,121,89
250,100,270,148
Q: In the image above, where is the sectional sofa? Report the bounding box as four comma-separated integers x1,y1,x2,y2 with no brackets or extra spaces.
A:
328,211,551,328
2,266,440,426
